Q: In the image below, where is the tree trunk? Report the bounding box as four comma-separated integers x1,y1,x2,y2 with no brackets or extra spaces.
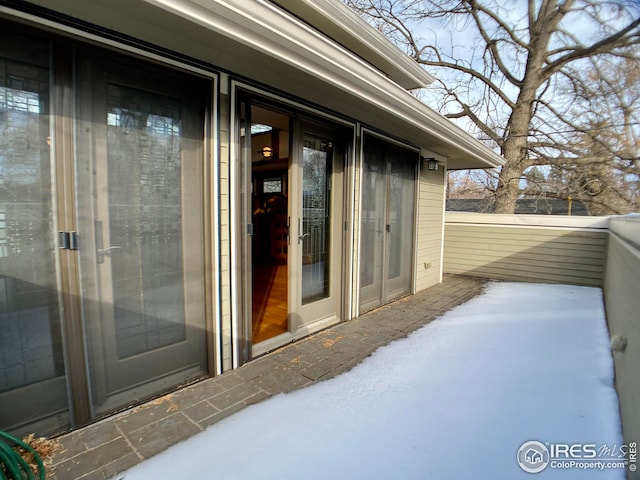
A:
494,101,533,213
494,162,523,213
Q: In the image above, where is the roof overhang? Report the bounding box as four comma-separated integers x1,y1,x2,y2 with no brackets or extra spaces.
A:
2,0,505,169
271,0,435,90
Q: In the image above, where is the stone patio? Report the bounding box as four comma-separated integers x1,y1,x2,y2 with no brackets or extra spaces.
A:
47,274,487,480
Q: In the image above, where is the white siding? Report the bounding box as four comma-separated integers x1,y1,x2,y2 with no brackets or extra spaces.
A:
605,216,640,454
415,166,445,292
444,213,609,286
219,91,233,371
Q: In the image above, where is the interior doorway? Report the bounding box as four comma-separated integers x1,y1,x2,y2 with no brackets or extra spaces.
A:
238,97,347,358
249,105,291,343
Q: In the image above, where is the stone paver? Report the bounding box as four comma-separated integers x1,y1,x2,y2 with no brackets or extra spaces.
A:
47,274,486,480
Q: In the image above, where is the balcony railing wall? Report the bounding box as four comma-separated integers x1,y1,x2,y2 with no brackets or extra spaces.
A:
444,212,639,467
444,213,610,286
604,215,640,458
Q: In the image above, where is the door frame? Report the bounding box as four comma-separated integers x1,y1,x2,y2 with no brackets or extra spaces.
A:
230,82,356,364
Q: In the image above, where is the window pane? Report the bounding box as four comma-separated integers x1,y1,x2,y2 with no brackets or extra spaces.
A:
301,136,332,304
0,33,68,434
388,157,415,281
360,150,385,291
106,85,187,358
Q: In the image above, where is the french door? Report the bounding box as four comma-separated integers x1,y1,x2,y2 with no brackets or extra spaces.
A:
0,23,210,434
238,96,346,359
289,121,344,331
74,52,208,414
359,134,417,312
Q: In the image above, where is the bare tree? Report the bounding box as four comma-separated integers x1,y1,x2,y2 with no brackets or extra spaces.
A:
565,56,640,214
523,57,640,214
447,170,494,199
344,0,640,213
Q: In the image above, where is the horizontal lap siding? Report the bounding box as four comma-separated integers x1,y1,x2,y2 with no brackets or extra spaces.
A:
444,223,608,286
219,91,233,371
415,167,445,292
604,218,640,453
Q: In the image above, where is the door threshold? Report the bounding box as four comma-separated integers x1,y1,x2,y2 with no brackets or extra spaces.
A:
251,315,340,358
252,332,295,357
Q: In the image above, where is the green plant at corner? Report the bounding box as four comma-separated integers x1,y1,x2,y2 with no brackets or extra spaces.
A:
0,431,45,480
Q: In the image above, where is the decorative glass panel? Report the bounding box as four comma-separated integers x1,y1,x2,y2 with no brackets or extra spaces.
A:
106,84,187,359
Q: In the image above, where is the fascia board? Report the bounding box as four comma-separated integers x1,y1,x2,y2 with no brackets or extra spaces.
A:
146,0,504,169
271,0,435,89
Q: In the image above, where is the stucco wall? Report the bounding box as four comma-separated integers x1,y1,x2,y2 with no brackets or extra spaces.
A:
605,215,640,472
443,213,609,286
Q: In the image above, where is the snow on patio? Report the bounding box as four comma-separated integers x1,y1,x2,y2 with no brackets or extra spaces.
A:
120,282,624,479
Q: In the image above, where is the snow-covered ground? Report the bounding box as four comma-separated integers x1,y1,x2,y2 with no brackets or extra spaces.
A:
120,282,625,479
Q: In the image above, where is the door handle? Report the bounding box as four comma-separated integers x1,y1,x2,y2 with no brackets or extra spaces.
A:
97,245,121,264
98,246,121,255
297,218,309,244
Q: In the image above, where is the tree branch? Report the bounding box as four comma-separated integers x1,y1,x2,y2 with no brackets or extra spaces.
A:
542,17,640,79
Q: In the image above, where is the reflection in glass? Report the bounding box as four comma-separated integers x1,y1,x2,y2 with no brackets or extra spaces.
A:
360,151,385,291
301,136,332,304
106,85,187,359
388,158,415,281
0,36,68,433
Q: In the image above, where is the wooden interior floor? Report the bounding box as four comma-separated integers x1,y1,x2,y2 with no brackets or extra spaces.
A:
252,262,288,344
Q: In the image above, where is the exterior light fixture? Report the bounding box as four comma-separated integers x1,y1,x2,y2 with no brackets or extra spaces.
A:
259,146,274,158
423,157,439,171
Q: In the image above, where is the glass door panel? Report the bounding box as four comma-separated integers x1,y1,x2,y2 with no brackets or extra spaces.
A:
105,86,188,360
359,149,386,310
0,32,69,434
241,101,346,355
75,54,207,413
386,155,416,298
301,135,332,304
290,123,343,329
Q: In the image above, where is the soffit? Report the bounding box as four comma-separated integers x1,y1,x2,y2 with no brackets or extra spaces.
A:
6,0,504,169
